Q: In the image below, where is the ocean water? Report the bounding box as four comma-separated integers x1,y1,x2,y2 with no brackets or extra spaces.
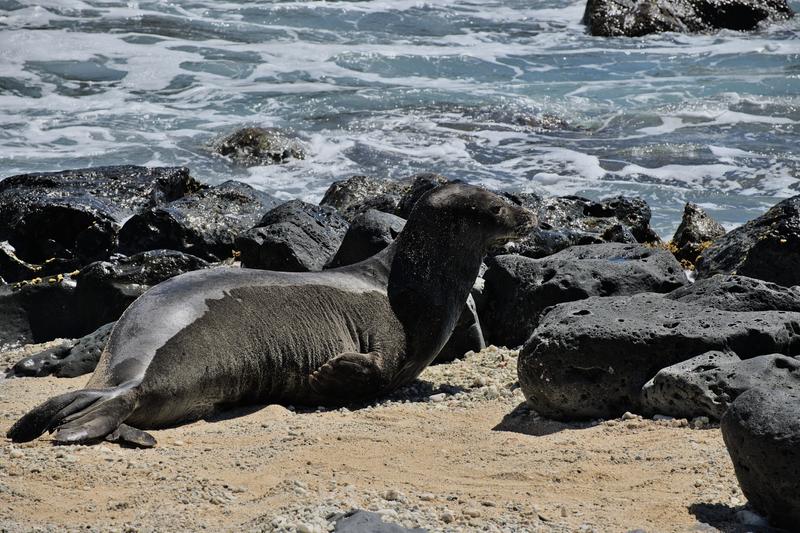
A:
0,0,798,236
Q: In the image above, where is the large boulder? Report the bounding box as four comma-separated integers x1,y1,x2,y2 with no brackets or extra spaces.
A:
722,388,800,530
666,274,800,312
482,243,687,348
0,241,40,283
518,294,800,420
210,127,306,166
670,202,726,267
6,322,115,378
0,277,78,351
641,352,800,420
0,166,201,268
500,193,660,258
696,195,800,287
320,175,408,221
326,210,406,268
583,0,794,37
237,200,349,272
118,180,280,261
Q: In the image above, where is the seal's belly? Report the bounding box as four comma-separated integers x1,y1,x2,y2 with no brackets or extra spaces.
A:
127,284,405,424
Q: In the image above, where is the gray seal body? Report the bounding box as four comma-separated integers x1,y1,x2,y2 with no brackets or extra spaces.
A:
8,183,536,446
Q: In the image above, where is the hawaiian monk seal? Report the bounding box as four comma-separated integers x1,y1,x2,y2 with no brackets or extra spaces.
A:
8,183,536,447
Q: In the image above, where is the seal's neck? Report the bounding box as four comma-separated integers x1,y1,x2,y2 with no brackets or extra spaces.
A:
385,214,488,374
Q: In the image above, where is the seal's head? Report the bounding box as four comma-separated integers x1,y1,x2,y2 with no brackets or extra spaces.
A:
415,182,537,246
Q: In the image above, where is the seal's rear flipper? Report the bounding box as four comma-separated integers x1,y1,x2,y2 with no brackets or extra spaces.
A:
309,351,387,402
7,387,138,446
105,424,156,448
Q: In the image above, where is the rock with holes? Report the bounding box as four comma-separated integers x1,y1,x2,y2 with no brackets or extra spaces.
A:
696,195,800,287
722,387,800,529
326,209,406,268
583,0,794,37
671,202,726,266
498,193,660,258
236,200,350,272
320,175,409,221
482,243,687,348
518,294,800,420
7,322,115,378
210,127,306,166
641,352,800,420
667,274,800,312
118,180,280,261
0,166,201,268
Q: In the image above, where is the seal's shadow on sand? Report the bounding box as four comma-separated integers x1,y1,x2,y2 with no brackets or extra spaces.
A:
492,402,595,437
688,503,785,533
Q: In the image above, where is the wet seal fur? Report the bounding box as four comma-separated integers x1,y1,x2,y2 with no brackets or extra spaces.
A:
7,184,536,447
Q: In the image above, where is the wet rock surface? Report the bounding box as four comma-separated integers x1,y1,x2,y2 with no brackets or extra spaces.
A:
326,210,406,269
0,166,201,266
666,274,800,312
211,127,306,166
500,193,660,258
237,200,350,272
320,175,409,221
518,294,800,420
6,322,114,378
482,243,687,348
722,387,800,530
583,0,794,37
641,351,800,420
671,202,726,266
696,195,800,287
118,180,280,261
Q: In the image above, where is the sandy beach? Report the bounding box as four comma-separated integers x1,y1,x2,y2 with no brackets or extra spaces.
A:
1,346,747,532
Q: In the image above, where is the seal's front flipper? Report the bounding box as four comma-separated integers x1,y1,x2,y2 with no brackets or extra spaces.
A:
309,352,387,402
105,424,156,448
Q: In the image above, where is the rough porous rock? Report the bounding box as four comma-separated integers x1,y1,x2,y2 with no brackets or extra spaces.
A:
518,294,800,420
326,210,406,269
333,510,427,533
722,388,800,530
211,127,306,166
641,351,800,420
482,243,687,347
500,193,660,258
320,175,408,221
671,203,726,266
6,322,114,378
0,241,40,283
118,180,280,261
696,195,800,287
583,0,794,37
74,249,210,329
667,274,800,312
0,166,200,266
0,277,79,350
237,200,349,272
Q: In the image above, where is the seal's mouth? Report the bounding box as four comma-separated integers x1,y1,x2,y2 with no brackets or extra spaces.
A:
492,207,538,245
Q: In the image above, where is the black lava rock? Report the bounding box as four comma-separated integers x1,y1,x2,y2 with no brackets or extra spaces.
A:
696,195,800,287
666,274,800,312
326,210,406,268
641,352,800,420
0,241,40,283
518,294,800,420
500,194,660,258
482,243,687,348
211,127,306,166
6,322,115,378
583,0,794,37
722,387,800,530
333,510,427,533
74,249,210,329
0,277,80,350
237,200,350,272
0,166,201,266
118,180,280,261
320,175,408,221
671,202,726,266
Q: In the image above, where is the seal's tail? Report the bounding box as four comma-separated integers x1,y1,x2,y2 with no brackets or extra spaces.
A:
6,387,153,447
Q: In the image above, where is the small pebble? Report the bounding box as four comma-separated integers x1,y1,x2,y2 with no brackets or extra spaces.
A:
440,511,455,523
429,393,447,403
463,508,481,518
418,492,435,501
